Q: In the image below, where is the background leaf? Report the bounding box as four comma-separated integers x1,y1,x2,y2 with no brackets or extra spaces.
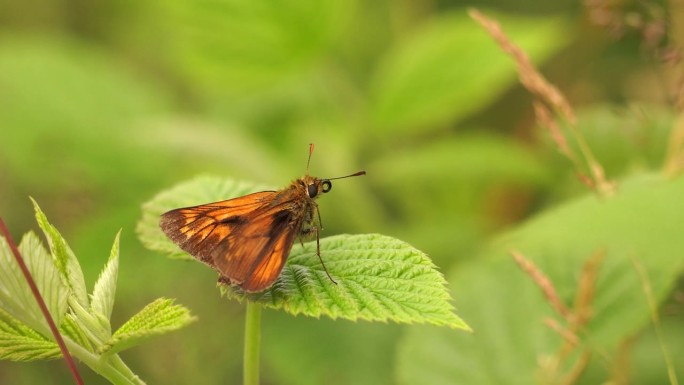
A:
369,11,567,134
397,173,684,384
135,0,350,98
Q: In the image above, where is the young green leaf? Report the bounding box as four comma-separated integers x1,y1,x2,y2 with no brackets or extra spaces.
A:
20,232,70,327
1,199,196,385
230,234,469,330
99,298,196,355
31,197,89,308
60,315,94,353
0,232,69,334
0,309,61,362
90,230,121,331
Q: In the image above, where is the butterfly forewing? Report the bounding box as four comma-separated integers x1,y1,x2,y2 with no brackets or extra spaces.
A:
160,189,306,292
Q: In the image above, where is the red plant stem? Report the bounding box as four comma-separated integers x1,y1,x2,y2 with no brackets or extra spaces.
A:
0,218,83,385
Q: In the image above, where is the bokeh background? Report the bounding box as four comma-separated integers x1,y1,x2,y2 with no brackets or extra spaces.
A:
1,0,683,384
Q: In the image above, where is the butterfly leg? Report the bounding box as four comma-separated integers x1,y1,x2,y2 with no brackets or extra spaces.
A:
316,206,324,230
300,226,337,285
218,275,237,286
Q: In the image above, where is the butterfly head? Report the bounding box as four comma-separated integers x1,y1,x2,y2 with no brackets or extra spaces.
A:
308,178,332,198
299,171,366,199
296,175,332,200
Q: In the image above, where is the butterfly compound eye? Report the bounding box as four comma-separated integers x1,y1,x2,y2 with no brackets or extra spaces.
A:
307,183,319,198
321,180,332,193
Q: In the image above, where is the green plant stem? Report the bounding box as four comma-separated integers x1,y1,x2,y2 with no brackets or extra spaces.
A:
244,302,261,385
109,354,145,385
64,339,144,385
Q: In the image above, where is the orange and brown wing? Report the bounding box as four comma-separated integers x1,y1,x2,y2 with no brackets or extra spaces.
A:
159,191,302,292
220,208,303,292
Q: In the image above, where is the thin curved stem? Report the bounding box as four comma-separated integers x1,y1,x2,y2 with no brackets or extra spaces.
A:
0,218,83,385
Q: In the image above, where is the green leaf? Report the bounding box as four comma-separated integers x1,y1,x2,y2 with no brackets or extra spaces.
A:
397,173,684,384
139,177,468,329
31,198,89,309
372,134,550,187
369,10,568,134
19,232,70,330
230,234,469,330
397,257,555,385
558,105,675,178
0,37,171,190
138,0,349,96
0,309,61,362
369,134,551,220
137,175,273,260
100,298,196,355
90,230,121,331
0,231,69,334
59,314,94,353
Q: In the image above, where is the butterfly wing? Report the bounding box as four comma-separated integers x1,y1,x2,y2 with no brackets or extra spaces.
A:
223,208,303,292
159,190,304,292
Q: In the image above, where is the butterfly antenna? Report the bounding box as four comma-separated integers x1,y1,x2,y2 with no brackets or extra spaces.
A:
306,143,315,174
327,171,366,180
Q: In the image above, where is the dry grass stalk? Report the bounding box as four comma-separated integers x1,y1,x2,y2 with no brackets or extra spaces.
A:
511,250,571,318
469,9,616,196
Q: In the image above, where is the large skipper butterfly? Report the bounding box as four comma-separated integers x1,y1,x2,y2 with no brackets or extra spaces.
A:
159,144,365,292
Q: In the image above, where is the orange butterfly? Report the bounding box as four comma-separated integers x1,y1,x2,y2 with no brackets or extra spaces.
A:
159,144,365,292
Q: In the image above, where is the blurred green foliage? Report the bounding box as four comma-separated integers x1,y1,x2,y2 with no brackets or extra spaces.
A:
1,0,682,384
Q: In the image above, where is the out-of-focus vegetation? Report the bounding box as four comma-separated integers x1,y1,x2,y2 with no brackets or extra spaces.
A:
1,0,682,384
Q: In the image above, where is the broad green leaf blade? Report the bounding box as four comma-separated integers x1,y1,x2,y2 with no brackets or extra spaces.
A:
139,177,468,329
0,309,61,361
369,10,568,134
397,258,556,385
230,234,468,330
137,175,273,260
495,174,684,347
31,198,89,308
397,173,684,384
91,230,120,329
0,231,69,334
100,298,196,355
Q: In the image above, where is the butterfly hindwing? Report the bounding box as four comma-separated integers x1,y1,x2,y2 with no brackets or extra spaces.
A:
236,210,302,291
